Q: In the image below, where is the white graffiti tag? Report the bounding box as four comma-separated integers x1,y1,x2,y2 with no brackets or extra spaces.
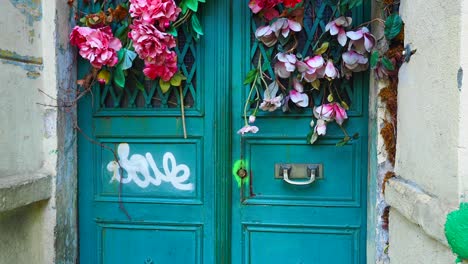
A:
106,143,193,191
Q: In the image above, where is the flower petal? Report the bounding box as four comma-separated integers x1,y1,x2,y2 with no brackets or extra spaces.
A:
346,30,363,40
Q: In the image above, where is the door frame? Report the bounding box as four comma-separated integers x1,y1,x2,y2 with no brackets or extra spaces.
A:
71,1,382,264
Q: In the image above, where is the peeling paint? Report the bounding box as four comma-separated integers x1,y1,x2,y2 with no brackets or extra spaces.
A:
458,67,464,91
27,71,41,79
9,0,42,26
0,48,43,73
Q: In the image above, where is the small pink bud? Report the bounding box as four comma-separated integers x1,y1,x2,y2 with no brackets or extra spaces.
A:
164,21,170,28
249,115,256,123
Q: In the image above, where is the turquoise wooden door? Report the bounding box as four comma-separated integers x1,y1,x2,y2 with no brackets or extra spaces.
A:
78,2,230,263
230,1,369,263
78,1,369,263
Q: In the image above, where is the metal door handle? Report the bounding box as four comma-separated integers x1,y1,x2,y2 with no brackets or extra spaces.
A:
282,166,316,185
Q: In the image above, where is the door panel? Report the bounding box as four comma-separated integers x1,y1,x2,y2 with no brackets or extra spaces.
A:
78,2,230,264
231,1,369,263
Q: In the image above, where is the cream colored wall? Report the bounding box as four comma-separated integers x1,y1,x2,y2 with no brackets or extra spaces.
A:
386,0,467,263
0,1,61,263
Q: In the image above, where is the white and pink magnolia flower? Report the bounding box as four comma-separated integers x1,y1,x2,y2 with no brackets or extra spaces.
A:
255,25,277,47
289,78,309,107
324,60,339,79
237,125,259,135
314,119,327,135
314,102,348,125
274,53,297,78
271,18,302,38
249,115,256,123
129,0,181,29
325,16,352,46
70,26,122,69
346,27,376,53
341,50,369,78
260,82,283,112
296,55,326,82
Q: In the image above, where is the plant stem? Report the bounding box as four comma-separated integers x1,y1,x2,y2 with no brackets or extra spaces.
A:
179,86,187,139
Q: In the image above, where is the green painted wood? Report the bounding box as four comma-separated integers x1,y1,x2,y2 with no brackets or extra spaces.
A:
78,1,231,264
79,1,369,263
230,1,370,263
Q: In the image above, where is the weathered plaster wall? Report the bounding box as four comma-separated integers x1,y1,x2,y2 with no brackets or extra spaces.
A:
386,0,467,263
0,0,76,263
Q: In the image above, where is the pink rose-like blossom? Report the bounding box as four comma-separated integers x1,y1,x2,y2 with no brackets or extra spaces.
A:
70,26,122,69
129,22,176,63
314,102,348,125
325,16,352,46
237,125,260,135
129,0,181,29
274,53,297,78
346,27,376,53
248,0,282,14
143,50,178,81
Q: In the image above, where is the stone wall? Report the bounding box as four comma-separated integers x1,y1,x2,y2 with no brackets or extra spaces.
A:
0,1,76,263
385,0,468,263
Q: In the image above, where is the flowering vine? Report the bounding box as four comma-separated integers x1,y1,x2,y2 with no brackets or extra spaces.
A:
240,0,397,146
71,0,205,137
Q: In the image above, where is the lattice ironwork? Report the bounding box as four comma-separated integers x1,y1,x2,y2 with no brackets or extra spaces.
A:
81,1,199,110
99,25,198,109
249,0,356,111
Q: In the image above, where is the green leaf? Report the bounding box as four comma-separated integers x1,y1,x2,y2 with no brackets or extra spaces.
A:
348,0,363,9
134,78,145,91
381,56,395,71
384,14,403,40
314,42,329,55
370,51,379,69
114,67,125,88
167,26,178,37
120,49,137,70
115,21,129,39
159,79,171,93
184,0,198,12
170,72,187,87
244,69,258,85
191,14,204,36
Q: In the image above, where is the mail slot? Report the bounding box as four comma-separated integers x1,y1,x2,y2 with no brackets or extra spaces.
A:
274,163,324,180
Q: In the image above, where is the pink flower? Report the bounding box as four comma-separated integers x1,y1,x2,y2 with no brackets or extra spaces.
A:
346,27,376,53
248,0,282,14
255,25,278,47
314,119,327,135
271,18,302,38
297,56,325,82
289,78,309,107
283,0,302,8
260,82,283,112
237,125,259,135
325,17,352,46
274,53,297,78
249,115,256,123
143,50,178,81
342,50,369,78
129,0,181,29
70,26,122,69
324,60,339,79
289,90,309,107
314,103,348,125
129,22,176,63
